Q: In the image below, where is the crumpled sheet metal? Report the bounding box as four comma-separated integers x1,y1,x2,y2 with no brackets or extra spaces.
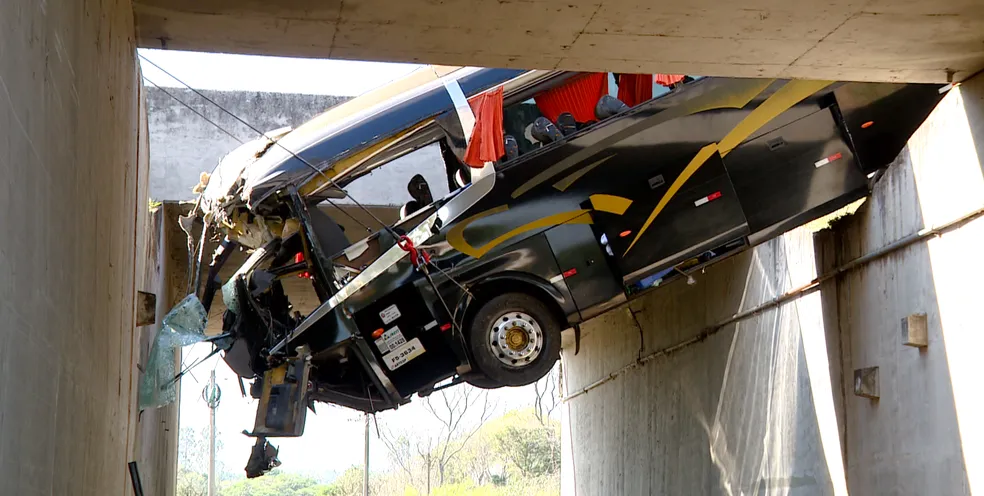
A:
138,294,208,409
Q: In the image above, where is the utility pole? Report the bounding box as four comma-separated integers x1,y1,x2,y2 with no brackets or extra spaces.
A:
202,369,222,496
363,412,370,496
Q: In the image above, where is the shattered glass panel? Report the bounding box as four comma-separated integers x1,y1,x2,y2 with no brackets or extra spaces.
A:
221,277,240,315
138,294,208,409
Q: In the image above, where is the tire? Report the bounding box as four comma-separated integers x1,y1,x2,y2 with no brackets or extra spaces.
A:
466,292,561,387
461,372,500,390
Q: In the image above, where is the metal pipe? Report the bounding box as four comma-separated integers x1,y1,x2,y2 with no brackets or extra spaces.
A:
364,413,370,496
563,204,984,402
127,462,144,496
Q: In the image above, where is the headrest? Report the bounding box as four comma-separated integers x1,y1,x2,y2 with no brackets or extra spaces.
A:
407,174,433,206
504,135,519,161
531,117,564,145
556,112,577,136
595,95,630,120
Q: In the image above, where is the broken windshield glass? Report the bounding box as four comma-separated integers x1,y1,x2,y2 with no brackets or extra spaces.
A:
138,294,208,409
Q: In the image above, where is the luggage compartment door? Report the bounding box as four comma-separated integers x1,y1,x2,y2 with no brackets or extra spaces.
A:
593,151,750,285
544,217,624,319
724,106,868,243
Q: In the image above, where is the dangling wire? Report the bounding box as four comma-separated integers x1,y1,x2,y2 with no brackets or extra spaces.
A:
138,54,399,238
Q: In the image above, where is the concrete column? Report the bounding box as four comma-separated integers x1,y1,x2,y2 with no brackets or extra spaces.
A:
562,74,984,495
813,75,984,495
0,0,167,494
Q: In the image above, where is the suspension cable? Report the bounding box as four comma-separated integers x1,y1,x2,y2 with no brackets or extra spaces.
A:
143,76,245,144
139,54,399,237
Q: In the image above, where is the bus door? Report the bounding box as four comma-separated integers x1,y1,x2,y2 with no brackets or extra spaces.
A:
543,215,624,320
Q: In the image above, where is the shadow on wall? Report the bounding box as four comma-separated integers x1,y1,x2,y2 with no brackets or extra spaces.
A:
815,146,971,495
562,230,844,495
814,81,984,495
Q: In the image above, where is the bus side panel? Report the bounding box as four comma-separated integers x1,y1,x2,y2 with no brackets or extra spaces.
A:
724,106,868,244
543,217,625,321
596,152,750,284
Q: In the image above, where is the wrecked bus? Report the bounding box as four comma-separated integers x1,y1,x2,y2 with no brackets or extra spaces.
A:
182,66,942,475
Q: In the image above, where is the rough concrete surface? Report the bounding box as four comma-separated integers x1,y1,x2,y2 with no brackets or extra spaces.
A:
147,88,451,206
812,77,984,495
133,0,984,83
563,230,838,495
561,74,984,495
146,88,347,201
0,0,167,494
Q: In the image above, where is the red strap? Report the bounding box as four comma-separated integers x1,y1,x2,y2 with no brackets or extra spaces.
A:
398,235,431,268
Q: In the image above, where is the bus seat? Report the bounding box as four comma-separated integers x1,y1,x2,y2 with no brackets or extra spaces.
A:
595,95,629,120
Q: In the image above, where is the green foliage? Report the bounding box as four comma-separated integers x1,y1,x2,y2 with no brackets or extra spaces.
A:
491,410,561,478
177,468,208,496
330,466,365,496
191,405,560,496
220,470,338,496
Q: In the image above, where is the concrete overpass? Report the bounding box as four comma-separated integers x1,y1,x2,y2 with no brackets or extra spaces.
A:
2,0,984,494
132,0,984,82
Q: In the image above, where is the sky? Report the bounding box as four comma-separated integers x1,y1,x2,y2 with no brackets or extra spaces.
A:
149,49,554,481
179,342,545,481
138,49,422,96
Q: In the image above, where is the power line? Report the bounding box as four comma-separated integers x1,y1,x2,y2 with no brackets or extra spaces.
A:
138,54,396,237
143,72,376,234
143,77,244,144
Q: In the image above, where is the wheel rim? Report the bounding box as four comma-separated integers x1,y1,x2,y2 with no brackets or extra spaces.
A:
489,311,543,367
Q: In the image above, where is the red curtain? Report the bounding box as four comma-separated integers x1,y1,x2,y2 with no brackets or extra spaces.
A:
616,73,653,107
534,73,609,123
463,86,505,168
655,74,686,87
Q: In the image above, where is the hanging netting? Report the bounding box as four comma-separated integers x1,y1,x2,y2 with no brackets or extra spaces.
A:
138,294,208,409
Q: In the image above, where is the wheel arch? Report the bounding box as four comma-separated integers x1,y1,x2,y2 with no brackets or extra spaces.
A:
460,272,571,334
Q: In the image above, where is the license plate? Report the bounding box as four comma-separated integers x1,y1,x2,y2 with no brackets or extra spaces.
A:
374,326,407,353
382,338,425,371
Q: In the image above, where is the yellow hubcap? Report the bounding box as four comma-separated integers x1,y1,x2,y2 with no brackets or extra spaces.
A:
491,312,543,367
505,327,530,350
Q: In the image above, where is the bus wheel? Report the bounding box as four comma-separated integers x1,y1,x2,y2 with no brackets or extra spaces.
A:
466,292,561,387
461,372,499,389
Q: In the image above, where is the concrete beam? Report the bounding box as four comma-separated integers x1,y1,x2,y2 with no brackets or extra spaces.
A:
134,0,984,82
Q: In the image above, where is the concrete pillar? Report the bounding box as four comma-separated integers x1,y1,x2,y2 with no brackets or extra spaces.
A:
0,0,168,494
562,74,984,495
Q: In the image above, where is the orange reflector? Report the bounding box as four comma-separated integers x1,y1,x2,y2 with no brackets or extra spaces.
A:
440,323,452,332
371,328,385,339
861,120,874,129
619,230,632,238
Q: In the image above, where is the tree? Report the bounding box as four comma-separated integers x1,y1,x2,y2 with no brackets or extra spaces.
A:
494,415,561,478
423,386,496,489
380,385,496,494
331,466,364,496
179,426,208,474
532,365,560,426
221,470,336,496
177,468,208,496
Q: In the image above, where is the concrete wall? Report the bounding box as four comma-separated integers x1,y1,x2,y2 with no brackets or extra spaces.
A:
0,0,166,494
812,77,984,495
562,228,840,495
146,88,347,201
561,77,984,495
133,0,984,83
146,88,451,208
